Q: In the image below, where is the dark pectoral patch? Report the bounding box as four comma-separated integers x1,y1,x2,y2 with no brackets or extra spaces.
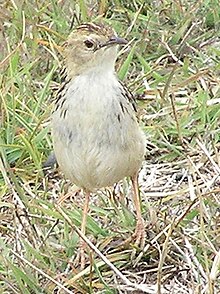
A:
117,114,121,122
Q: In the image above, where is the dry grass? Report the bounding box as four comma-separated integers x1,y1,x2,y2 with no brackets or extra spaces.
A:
1,0,220,293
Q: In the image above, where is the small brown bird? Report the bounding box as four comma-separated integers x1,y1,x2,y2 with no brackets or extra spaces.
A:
51,23,146,268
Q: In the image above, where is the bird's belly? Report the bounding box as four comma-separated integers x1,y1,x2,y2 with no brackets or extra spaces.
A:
52,77,145,190
52,110,145,190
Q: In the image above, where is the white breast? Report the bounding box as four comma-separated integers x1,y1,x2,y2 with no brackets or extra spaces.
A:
52,71,145,190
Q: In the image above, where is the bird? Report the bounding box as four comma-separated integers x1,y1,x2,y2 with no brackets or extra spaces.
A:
51,23,146,268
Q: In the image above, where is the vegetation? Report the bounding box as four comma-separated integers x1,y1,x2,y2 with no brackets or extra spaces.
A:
0,0,220,293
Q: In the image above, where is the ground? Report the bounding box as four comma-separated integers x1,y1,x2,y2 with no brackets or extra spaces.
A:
0,1,220,293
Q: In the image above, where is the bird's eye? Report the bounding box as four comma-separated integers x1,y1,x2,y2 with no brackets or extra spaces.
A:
84,40,94,49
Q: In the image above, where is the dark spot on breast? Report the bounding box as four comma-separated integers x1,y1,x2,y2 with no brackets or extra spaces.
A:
117,114,121,122
60,97,66,109
63,108,67,118
60,108,68,119
68,130,73,141
53,102,60,112
119,101,125,113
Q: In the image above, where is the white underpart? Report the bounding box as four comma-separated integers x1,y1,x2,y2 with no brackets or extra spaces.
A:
52,59,145,191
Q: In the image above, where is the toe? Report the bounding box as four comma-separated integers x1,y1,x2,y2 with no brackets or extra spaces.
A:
131,217,146,260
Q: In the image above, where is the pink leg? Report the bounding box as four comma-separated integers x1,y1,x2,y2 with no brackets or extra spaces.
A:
131,173,145,249
79,190,90,269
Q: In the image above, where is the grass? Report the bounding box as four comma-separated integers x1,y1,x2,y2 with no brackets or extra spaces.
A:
0,0,220,293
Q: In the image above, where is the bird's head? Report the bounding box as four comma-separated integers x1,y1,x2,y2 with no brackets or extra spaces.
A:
63,23,127,76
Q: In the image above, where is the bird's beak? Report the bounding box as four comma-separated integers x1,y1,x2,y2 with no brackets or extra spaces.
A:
99,36,128,49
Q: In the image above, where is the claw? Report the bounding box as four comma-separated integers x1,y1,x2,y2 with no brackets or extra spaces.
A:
117,216,146,259
73,240,87,269
130,217,146,260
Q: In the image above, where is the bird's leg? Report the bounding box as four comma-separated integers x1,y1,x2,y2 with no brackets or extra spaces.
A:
76,190,90,269
131,173,145,250
119,174,146,254
118,173,145,253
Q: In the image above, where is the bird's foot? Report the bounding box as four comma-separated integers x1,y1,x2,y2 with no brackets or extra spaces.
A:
73,240,87,270
130,217,146,259
119,217,146,260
